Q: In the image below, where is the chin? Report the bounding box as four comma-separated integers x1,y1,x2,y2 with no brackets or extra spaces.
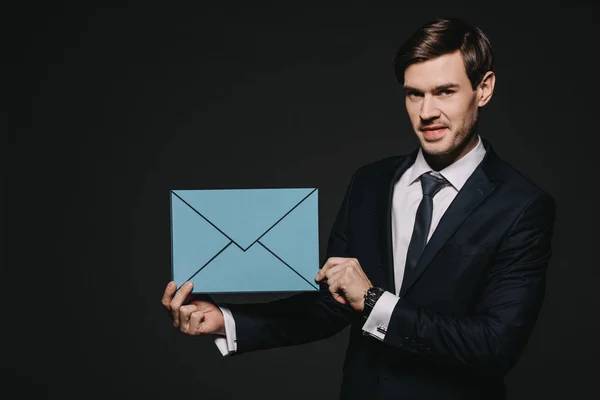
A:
422,146,453,156
419,137,455,156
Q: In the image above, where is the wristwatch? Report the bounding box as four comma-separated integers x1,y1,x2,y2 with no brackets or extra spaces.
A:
362,286,385,319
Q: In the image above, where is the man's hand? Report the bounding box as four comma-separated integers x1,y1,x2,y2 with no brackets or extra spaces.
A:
315,257,373,312
161,281,225,336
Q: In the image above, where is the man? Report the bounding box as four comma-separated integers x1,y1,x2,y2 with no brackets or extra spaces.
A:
162,17,556,399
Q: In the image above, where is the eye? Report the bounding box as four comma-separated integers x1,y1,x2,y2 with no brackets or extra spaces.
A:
406,91,423,101
437,89,454,97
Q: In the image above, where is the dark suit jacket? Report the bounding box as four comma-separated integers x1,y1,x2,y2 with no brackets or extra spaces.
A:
224,137,556,399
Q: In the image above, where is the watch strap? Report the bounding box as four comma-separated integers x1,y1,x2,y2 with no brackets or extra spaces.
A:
363,286,385,319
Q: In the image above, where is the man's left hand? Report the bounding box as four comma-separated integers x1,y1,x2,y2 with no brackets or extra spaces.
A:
315,257,373,312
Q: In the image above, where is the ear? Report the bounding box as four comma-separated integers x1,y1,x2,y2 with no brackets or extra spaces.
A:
477,71,495,107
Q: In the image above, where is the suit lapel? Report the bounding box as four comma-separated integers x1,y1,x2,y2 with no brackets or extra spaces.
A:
398,140,501,297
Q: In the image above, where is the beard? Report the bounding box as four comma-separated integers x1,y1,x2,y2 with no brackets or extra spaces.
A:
420,115,478,154
419,117,479,170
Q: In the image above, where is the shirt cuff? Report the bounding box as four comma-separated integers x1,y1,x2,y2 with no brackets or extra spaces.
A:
213,306,237,356
361,291,399,340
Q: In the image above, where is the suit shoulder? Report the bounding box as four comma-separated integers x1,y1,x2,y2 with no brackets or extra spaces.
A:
492,156,555,205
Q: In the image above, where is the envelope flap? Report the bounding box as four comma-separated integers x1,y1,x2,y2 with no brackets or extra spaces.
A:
172,189,315,250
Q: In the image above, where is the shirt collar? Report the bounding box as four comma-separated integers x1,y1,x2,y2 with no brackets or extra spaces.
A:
407,134,487,191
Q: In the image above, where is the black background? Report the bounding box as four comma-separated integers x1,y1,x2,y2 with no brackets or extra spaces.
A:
5,2,599,399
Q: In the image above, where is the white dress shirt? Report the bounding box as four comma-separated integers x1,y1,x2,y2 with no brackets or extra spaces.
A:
215,135,486,355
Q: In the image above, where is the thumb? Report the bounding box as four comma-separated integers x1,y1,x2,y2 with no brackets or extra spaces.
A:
205,307,226,335
332,292,347,304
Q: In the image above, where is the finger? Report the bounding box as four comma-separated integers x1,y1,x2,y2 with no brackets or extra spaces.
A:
324,261,353,281
331,290,347,305
327,272,345,293
183,292,195,306
349,258,366,276
173,281,194,305
179,304,198,333
323,269,344,289
335,294,347,304
316,257,350,281
327,279,347,305
161,281,177,310
324,257,351,268
170,281,194,327
189,310,205,335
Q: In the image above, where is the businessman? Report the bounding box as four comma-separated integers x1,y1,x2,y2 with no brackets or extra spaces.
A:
162,17,556,399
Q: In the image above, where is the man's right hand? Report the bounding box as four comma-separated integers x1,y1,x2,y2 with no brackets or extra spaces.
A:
161,280,225,336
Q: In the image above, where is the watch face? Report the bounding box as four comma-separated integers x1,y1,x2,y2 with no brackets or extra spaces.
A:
366,288,382,305
367,291,378,304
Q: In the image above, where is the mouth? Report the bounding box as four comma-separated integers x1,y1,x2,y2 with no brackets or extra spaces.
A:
420,126,448,140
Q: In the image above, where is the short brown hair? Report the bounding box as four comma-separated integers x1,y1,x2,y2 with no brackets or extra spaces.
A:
394,17,493,89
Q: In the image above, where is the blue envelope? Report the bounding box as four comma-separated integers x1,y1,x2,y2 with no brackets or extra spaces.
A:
170,188,320,293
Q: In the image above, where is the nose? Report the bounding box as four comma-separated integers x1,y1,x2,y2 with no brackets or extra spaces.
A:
419,95,441,121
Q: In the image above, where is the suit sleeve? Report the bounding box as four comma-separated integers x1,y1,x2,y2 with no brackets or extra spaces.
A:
222,172,360,355
382,192,556,376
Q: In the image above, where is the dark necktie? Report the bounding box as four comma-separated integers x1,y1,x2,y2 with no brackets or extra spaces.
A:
404,172,449,271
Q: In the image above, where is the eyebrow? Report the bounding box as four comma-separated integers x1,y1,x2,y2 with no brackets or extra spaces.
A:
403,83,460,93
